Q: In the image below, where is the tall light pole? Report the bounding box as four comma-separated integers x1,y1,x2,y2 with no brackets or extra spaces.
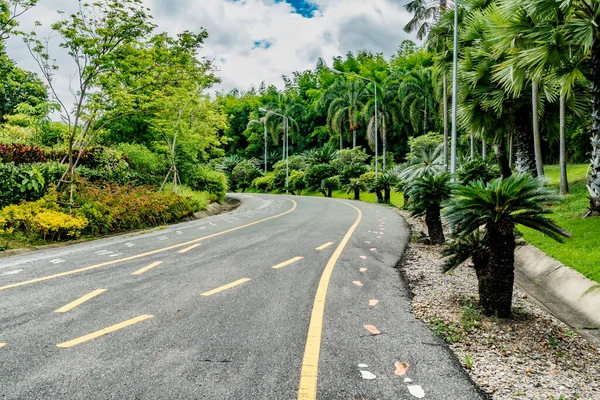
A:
450,0,459,175
329,68,379,178
260,107,290,193
247,119,268,173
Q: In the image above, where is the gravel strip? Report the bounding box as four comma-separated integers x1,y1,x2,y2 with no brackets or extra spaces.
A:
396,210,600,400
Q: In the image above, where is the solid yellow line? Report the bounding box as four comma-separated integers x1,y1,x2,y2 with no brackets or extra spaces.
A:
54,289,107,313
178,243,201,254
298,201,363,400
315,242,334,251
200,278,251,296
56,314,154,348
0,199,297,292
272,256,304,269
131,261,163,276
0,343,5,348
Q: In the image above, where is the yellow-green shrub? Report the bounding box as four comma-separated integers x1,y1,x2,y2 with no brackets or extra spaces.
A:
32,210,88,240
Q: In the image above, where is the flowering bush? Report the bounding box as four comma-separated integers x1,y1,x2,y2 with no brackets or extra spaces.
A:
0,144,46,164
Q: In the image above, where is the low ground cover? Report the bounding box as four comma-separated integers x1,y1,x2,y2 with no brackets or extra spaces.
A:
520,165,600,283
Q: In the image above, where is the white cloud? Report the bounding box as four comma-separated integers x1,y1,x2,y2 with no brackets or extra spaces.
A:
5,0,416,108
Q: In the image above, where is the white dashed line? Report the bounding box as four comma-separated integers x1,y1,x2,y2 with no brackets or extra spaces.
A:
49,259,66,264
94,250,112,255
125,243,135,247
109,253,123,257
1,270,23,276
158,236,169,241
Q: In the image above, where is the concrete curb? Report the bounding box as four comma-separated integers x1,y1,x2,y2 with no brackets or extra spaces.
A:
515,245,600,341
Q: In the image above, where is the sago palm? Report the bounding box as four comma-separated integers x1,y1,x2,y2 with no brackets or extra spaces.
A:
443,174,570,317
343,177,367,201
406,172,453,245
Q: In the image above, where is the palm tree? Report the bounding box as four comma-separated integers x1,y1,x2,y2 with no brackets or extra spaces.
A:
444,174,570,317
322,80,368,149
364,77,402,170
343,177,366,200
399,68,436,136
395,144,444,181
406,172,453,245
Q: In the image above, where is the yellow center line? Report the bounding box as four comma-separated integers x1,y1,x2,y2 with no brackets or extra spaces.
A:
178,243,201,254
131,261,163,276
272,256,304,269
315,242,334,251
298,201,363,400
56,314,154,348
54,289,107,313
0,343,6,348
200,278,251,297
0,199,297,292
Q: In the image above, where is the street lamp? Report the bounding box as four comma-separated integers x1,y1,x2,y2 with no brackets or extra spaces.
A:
329,67,379,179
450,0,459,175
259,107,290,193
247,119,268,173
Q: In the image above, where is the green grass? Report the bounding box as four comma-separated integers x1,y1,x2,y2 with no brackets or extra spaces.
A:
520,164,600,283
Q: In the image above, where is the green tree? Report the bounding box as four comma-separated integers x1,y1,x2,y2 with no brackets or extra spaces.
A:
343,177,366,200
444,174,570,317
399,68,437,136
406,172,453,244
0,0,37,39
322,79,368,149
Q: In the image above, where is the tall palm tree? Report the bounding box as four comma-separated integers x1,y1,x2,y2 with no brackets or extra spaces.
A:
364,77,402,170
263,93,302,159
399,68,436,136
444,174,570,317
321,79,368,149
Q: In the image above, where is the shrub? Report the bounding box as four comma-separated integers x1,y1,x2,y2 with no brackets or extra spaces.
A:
457,158,500,185
273,155,306,173
0,143,46,164
331,147,369,172
177,186,210,211
186,165,228,202
305,163,337,192
116,143,168,186
0,163,48,207
232,160,262,192
272,169,288,191
406,132,443,162
289,170,307,195
339,163,368,185
321,176,340,198
253,175,273,192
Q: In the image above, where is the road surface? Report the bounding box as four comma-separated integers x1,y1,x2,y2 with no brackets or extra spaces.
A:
0,194,483,399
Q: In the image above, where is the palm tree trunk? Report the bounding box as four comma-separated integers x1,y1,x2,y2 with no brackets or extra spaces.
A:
494,132,512,179
532,82,545,177
470,134,475,160
443,75,449,172
587,35,600,216
353,128,357,148
340,132,343,151
425,205,445,245
559,93,569,195
482,138,487,159
514,108,537,177
508,129,514,168
382,120,388,170
480,225,516,318
354,187,360,200
423,99,428,134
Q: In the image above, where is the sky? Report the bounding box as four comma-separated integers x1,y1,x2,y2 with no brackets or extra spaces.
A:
5,0,417,101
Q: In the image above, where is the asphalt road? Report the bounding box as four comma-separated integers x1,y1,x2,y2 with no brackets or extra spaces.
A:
0,194,483,399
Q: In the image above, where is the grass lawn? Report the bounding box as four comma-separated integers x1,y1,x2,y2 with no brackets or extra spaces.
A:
519,164,600,283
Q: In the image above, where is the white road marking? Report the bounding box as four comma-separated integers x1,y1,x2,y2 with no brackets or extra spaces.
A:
109,253,122,257
49,259,66,264
94,250,112,255
125,243,135,247
176,231,183,235
199,226,207,230
158,236,169,241
1,270,23,276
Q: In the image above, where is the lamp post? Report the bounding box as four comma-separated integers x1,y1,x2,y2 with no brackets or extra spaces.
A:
247,119,268,173
259,107,289,193
450,0,459,175
329,68,379,178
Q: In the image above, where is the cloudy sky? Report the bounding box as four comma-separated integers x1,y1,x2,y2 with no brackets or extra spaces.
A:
6,0,416,98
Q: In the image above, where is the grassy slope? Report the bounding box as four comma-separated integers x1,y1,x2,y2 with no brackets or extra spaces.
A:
520,164,600,283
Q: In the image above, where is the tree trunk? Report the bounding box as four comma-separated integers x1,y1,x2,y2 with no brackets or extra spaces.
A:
479,224,515,318
353,128,357,149
470,134,475,160
508,129,514,168
532,82,545,177
320,189,327,197
587,34,600,216
493,133,512,179
384,187,391,204
382,121,388,170
327,188,333,198
375,189,383,203
425,205,445,245
340,132,343,151
354,187,360,200
514,108,537,176
482,138,487,159
559,93,569,195
443,75,449,172
423,99,428,134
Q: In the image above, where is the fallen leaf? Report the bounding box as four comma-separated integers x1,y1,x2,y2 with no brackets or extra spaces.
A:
364,325,381,335
407,385,425,398
368,299,379,306
394,362,409,376
360,370,376,380
353,281,364,287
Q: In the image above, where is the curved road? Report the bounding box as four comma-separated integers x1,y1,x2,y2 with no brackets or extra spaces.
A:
0,194,482,399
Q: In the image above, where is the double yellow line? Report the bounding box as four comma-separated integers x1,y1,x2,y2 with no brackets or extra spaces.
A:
0,199,297,292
